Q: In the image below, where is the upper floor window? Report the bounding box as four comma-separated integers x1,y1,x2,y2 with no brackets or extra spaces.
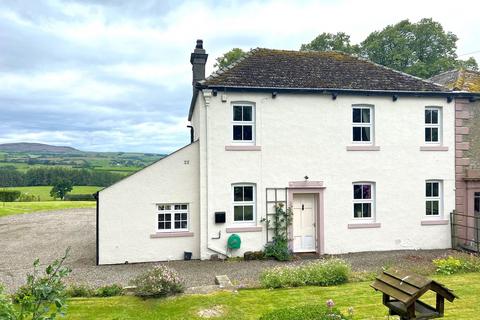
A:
157,204,189,232
233,184,255,222
352,105,373,144
425,107,442,144
232,104,255,144
425,181,442,216
353,183,374,219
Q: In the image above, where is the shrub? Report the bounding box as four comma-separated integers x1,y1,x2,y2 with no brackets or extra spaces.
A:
259,304,352,320
6,249,71,320
244,251,265,261
18,193,38,202
0,286,16,320
66,284,123,297
64,193,96,201
262,204,293,261
264,241,292,261
66,284,95,297
94,284,123,297
260,259,350,289
433,255,480,275
10,285,29,304
0,190,21,202
130,265,183,298
301,259,350,286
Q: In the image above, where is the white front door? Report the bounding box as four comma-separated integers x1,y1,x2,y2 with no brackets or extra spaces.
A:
292,194,316,252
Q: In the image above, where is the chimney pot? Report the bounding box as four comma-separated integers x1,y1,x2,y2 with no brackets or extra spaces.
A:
190,39,208,88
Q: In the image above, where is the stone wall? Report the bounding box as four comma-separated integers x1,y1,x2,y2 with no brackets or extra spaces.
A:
454,98,480,249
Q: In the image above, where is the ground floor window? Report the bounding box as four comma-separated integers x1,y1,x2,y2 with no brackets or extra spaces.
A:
425,181,442,216
233,184,255,222
157,204,188,232
353,183,374,219
475,192,480,214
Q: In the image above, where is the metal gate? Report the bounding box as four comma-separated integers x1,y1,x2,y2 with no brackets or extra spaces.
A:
451,211,480,253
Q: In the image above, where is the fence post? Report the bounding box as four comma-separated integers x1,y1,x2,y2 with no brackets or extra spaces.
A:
450,211,455,250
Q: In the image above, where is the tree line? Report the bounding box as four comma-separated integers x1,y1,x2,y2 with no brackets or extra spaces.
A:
214,18,478,79
0,166,123,187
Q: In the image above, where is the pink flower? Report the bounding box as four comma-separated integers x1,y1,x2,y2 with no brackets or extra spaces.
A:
326,299,335,309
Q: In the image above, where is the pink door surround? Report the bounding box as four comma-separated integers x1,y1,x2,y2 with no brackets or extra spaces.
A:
287,181,325,255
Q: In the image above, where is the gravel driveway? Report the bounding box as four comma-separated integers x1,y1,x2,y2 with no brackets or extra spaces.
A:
0,209,458,293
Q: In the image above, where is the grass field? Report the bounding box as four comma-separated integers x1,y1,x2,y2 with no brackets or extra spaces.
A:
0,201,95,217
65,273,480,320
4,186,102,201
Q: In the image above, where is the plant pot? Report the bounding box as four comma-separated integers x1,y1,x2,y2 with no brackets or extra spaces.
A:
184,251,192,261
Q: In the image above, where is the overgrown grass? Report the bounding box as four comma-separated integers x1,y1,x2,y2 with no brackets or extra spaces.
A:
260,259,350,288
0,201,95,217
64,273,480,319
3,186,102,201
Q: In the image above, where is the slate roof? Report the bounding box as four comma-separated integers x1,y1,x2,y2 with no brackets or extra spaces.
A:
203,48,447,92
430,69,480,93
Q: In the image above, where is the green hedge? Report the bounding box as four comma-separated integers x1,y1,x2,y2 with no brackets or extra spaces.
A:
259,305,352,320
64,193,96,201
0,190,21,202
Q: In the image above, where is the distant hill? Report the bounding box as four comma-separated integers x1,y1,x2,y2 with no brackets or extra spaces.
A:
0,143,82,153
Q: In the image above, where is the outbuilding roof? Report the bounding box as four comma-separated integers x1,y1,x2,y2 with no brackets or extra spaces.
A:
429,69,480,93
203,48,447,92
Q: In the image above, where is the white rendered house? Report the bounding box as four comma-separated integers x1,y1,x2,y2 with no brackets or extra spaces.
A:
97,40,460,264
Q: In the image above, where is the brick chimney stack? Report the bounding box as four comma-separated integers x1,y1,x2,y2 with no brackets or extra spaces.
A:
190,40,208,88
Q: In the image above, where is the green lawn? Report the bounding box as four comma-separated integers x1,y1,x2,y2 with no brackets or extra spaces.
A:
66,273,480,319
0,201,95,217
4,186,102,201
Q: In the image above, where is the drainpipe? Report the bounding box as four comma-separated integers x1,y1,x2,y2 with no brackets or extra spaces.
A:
187,125,194,143
203,89,229,258
94,191,99,266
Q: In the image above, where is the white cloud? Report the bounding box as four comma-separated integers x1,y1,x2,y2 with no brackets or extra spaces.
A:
0,0,479,153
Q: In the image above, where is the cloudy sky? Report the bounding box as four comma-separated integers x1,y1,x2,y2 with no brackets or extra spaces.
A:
1,0,479,153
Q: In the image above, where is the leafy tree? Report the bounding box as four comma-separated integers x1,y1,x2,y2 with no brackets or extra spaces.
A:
0,249,71,320
0,190,21,206
214,48,246,69
360,18,477,78
456,57,479,71
300,19,478,78
50,180,73,200
300,32,359,53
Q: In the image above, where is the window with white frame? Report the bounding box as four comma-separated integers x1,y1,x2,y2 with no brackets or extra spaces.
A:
157,204,188,232
425,107,442,144
233,184,255,222
232,104,254,143
352,105,373,143
353,183,374,219
425,181,442,216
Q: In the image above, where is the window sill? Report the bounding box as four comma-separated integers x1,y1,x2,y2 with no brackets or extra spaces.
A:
225,145,262,151
421,219,449,226
150,232,194,238
346,146,380,151
347,222,381,229
419,146,449,151
226,226,262,233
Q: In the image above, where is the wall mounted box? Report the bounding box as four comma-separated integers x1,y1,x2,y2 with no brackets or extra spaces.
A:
215,212,226,223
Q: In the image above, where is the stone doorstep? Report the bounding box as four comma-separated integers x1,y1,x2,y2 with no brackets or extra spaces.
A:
214,275,233,288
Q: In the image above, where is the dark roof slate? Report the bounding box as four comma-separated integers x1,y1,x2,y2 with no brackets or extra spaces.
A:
203,48,447,92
